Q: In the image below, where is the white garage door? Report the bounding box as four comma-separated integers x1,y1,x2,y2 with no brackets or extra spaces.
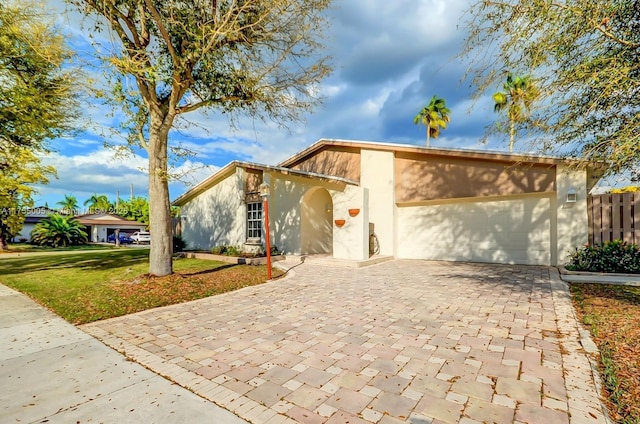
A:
396,196,552,265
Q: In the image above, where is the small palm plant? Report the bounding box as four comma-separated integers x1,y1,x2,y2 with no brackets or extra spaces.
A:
30,214,88,247
413,96,451,147
492,73,539,152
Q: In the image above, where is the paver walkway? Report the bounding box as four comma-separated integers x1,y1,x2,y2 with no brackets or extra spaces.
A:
83,260,608,424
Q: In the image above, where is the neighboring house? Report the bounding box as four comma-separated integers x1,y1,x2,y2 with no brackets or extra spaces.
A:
173,139,603,266
11,207,63,242
12,209,146,243
75,213,146,242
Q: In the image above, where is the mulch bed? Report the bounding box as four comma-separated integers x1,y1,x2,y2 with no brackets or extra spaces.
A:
570,283,640,422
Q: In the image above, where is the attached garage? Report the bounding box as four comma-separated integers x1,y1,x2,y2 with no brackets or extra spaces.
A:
396,195,552,265
392,150,558,265
278,139,601,266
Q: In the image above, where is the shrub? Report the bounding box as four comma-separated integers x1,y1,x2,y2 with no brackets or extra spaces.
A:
270,245,281,256
566,240,640,274
172,235,186,252
209,245,281,257
211,245,241,256
224,245,241,256
211,245,227,255
30,214,88,247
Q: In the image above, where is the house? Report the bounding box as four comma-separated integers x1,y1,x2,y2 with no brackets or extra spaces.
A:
75,213,146,242
11,207,63,242
12,209,146,243
172,139,602,266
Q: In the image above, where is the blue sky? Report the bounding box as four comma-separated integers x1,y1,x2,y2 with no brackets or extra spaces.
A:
35,0,613,209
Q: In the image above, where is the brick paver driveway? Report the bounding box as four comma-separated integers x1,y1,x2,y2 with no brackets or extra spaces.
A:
83,260,607,424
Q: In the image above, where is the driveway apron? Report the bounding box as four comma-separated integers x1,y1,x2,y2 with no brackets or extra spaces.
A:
82,260,608,424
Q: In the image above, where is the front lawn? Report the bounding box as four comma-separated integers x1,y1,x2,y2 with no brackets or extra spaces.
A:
1,243,118,253
0,249,281,324
571,283,640,423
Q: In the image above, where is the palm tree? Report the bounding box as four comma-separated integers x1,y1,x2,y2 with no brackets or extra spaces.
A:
83,193,112,214
413,96,451,147
30,214,88,247
56,194,78,215
492,73,539,152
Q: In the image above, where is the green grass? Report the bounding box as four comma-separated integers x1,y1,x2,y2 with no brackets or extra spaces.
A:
2,243,118,253
0,249,278,324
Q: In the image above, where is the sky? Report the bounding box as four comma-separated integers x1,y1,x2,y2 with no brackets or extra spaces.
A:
33,0,614,209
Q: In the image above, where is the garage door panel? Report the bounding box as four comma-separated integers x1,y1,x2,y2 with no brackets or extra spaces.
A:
397,197,551,265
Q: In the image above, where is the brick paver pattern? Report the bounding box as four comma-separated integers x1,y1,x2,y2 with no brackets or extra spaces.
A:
83,260,607,424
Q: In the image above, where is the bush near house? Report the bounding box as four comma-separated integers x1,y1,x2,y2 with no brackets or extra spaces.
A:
172,235,186,252
565,240,640,274
211,245,242,256
210,245,281,257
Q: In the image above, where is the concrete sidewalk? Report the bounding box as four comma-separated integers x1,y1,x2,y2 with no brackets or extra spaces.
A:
0,284,247,424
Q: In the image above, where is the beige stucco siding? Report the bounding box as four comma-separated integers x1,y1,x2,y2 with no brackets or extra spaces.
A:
288,146,361,182
396,195,552,265
180,169,245,250
268,173,346,255
360,149,395,256
395,153,556,203
555,166,589,264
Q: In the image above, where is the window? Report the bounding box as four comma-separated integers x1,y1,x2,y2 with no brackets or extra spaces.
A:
246,202,262,240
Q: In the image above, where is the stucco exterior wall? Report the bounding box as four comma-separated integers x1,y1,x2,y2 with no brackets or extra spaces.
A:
396,194,552,265
180,168,245,250
13,223,35,241
332,185,369,260
555,165,589,265
395,153,556,203
268,173,346,255
300,188,333,254
360,149,395,256
288,146,361,182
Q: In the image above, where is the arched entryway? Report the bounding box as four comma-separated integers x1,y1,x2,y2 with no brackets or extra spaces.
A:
300,187,333,254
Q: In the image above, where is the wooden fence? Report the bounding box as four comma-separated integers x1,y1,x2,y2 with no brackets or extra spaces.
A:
588,192,640,245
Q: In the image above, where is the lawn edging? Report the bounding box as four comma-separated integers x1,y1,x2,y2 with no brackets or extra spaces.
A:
178,251,286,265
558,266,640,286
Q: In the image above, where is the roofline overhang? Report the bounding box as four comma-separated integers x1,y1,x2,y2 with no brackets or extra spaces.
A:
277,138,590,168
172,160,359,206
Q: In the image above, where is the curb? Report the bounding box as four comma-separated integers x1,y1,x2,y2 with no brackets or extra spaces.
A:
549,269,612,423
558,266,640,286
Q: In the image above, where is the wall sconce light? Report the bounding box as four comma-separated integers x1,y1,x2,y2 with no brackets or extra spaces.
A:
566,188,577,203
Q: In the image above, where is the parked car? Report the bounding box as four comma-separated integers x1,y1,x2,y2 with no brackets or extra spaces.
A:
107,233,132,244
130,231,151,244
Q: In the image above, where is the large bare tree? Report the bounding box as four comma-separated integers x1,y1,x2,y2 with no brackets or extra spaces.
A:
68,0,333,275
462,0,640,174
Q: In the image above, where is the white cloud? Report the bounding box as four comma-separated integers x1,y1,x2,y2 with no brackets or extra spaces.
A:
40,0,534,205
33,148,214,205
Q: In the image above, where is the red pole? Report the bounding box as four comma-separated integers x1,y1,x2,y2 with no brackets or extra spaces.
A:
263,196,272,280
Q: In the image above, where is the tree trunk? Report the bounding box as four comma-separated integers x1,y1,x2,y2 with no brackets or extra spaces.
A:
509,120,515,152
0,235,8,251
148,115,174,276
426,126,430,147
